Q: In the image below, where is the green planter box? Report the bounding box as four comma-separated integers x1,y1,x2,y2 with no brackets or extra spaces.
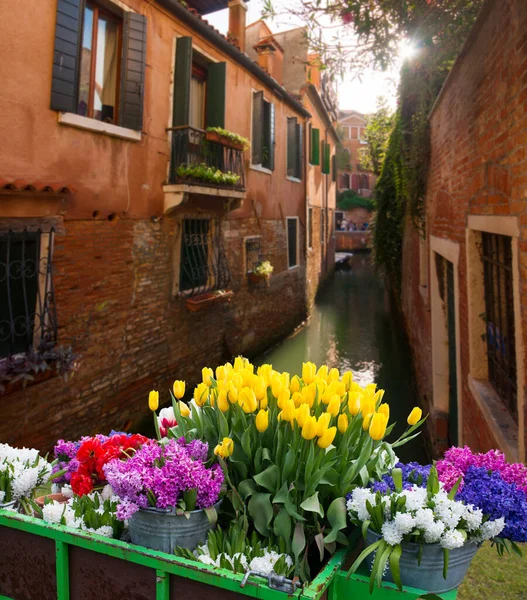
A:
0,510,458,600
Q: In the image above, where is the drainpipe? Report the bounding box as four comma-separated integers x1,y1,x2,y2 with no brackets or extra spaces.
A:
325,128,329,274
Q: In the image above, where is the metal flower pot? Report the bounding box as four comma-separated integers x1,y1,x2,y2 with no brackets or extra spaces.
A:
0,500,17,510
365,529,479,593
129,503,219,554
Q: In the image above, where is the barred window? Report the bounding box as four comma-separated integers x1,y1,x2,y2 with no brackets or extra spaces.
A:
481,232,517,420
287,217,299,269
179,217,231,297
0,229,57,358
245,237,262,273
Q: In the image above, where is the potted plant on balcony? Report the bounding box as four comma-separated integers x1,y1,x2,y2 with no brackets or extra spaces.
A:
248,260,274,285
185,289,235,313
205,127,250,151
176,164,241,188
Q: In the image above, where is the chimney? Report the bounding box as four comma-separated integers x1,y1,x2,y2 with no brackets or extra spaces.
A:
228,0,247,52
256,47,274,75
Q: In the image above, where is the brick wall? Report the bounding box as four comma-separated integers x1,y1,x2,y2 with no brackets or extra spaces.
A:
401,0,527,458
1,216,306,451
306,207,335,307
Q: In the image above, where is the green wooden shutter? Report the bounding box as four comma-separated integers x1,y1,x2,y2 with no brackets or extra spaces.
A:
50,0,83,112
322,141,330,174
119,13,147,131
173,37,192,127
311,128,320,165
206,62,226,128
320,141,326,174
252,91,264,164
332,154,337,182
287,118,296,177
296,122,303,180
268,102,275,170
308,124,312,164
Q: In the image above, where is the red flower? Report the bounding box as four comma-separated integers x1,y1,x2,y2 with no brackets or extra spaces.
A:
71,472,94,496
160,418,177,438
76,438,102,464
340,10,354,24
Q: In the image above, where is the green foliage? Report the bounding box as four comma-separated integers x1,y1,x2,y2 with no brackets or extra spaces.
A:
176,163,240,187
337,190,375,212
206,127,250,150
358,97,394,177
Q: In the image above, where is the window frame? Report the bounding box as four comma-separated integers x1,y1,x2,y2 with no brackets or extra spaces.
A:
286,117,302,182
250,90,275,173
286,216,300,269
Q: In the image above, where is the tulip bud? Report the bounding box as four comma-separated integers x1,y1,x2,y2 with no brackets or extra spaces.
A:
338,413,349,434
240,387,257,413
302,361,317,384
290,375,301,394
148,390,159,412
227,383,238,404
361,397,375,417
271,375,283,399
301,415,317,440
347,391,361,416
317,365,328,381
173,380,186,400
295,403,310,428
234,356,245,371
256,409,269,433
316,413,331,437
317,426,337,449
259,395,268,410
214,437,234,458
278,388,290,409
362,413,373,431
282,399,296,422
217,390,230,413
202,367,214,386
179,401,190,417
194,382,209,407
215,365,226,382
326,394,341,417
342,371,353,391
328,368,340,383
257,364,273,386
369,412,388,441
407,407,422,425
378,403,390,420
292,391,303,407
374,389,386,406
281,372,290,389
252,375,267,401
301,383,316,408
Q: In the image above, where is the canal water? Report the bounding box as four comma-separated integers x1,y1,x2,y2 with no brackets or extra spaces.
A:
256,252,428,464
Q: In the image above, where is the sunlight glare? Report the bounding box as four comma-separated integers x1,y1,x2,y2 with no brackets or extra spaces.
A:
399,40,418,60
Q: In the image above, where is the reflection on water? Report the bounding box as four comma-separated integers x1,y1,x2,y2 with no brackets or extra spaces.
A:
256,253,427,463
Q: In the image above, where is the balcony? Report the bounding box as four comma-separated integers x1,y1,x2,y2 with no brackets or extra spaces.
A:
163,126,246,214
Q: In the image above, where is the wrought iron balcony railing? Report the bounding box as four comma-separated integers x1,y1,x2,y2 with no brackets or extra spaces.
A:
168,126,246,191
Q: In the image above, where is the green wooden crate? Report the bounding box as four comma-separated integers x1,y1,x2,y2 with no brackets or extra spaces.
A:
0,509,458,600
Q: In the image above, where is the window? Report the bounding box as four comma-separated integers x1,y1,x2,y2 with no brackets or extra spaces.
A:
287,118,302,180
481,233,517,419
0,230,57,359
360,174,370,190
252,92,275,170
310,128,320,165
189,63,207,130
341,127,350,140
245,237,262,273
287,217,299,268
51,1,146,131
178,217,231,297
308,208,313,249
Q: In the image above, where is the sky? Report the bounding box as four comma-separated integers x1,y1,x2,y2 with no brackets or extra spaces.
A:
207,0,401,115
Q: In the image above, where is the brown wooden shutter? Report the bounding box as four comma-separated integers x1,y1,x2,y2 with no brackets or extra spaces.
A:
252,91,264,164
206,62,226,128
173,37,193,127
50,0,83,112
119,12,147,131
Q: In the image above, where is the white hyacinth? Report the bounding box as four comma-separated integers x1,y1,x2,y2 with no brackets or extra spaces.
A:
0,443,52,505
440,529,465,550
347,488,376,521
249,551,293,575
423,520,446,544
381,521,404,546
478,518,506,541
400,487,428,511
393,512,416,535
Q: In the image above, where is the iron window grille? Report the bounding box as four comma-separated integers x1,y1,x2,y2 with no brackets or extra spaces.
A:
287,218,299,269
481,232,517,420
0,229,57,359
179,217,231,298
245,237,262,273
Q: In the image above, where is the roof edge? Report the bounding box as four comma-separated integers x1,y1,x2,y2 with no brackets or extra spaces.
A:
306,84,340,143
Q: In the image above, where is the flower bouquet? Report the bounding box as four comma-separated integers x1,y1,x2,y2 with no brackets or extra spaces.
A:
154,357,425,580
248,261,274,285
104,438,224,553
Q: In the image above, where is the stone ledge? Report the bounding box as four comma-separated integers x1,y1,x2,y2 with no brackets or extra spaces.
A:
163,184,245,214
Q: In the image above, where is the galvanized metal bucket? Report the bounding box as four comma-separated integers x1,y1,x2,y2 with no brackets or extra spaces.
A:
0,500,17,510
129,503,219,554
365,529,479,593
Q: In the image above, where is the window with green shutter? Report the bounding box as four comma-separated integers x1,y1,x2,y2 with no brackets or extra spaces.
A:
287,117,303,180
252,92,275,170
310,128,320,165
321,141,331,175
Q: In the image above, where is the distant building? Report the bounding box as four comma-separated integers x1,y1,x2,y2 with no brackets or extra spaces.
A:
337,110,376,198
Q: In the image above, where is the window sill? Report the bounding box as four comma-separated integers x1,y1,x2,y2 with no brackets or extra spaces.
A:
288,264,300,271
250,165,273,176
286,176,302,184
467,375,519,462
58,113,142,142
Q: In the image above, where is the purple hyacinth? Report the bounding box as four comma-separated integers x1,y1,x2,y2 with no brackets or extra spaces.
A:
370,462,431,494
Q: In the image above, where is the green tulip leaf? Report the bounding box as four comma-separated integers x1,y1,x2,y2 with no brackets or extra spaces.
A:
292,522,306,561
389,544,402,590
273,481,289,504
238,479,258,500
273,508,292,551
248,493,273,536
327,497,347,531
285,491,306,521
241,428,252,457
281,448,296,484
254,464,279,493
300,492,324,517
314,532,325,562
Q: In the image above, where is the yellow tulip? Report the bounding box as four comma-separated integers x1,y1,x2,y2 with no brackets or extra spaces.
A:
407,407,423,425
334,381,346,396
227,383,238,404
321,382,336,404
302,362,317,384
194,382,209,407
216,365,226,382
239,387,258,413
290,375,301,394
173,380,185,400
278,388,290,409
326,394,341,417
231,373,243,389
301,383,316,408
317,365,328,381
179,401,190,417
302,415,317,440
234,356,246,371
365,383,377,394
292,391,303,407
374,389,385,406
369,412,388,441
282,399,296,422
259,395,268,410
214,437,234,458
257,364,273,386
148,390,159,412
252,376,267,401
362,413,373,431
295,403,310,427
256,409,269,432
361,397,375,416
378,403,390,420
347,391,362,416
224,362,233,374
316,413,331,437
271,375,283,399
281,372,290,389
342,371,353,391
328,368,340,383
338,413,349,434
202,367,214,386
217,390,230,413
316,378,327,402
318,426,337,449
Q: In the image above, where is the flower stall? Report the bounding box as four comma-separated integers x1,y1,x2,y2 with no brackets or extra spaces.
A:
0,358,525,600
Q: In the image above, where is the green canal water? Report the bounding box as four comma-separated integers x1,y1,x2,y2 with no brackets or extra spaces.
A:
256,252,428,464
